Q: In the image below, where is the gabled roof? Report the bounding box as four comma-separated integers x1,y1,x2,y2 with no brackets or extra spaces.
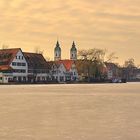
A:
0,48,20,66
105,62,119,70
57,60,74,71
48,60,75,71
47,61,59,70
24,52,49,69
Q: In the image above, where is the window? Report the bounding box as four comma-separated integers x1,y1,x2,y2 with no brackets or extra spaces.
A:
22,63,26,66
17,63,22,66
22,56,24,60
19,56,21,59
21,69,26,73
13,69,26,73
12,62,16,66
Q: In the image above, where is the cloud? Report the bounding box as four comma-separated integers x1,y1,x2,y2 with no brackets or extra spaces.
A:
0,0,140,64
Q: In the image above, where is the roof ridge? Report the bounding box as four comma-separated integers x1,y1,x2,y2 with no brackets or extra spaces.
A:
0,48,21,51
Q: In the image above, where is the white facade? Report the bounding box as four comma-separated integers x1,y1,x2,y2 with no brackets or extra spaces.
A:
54,50,61,61
54,41,61,61
10,50,28,82
70,42,77,60
69,63,79,81
51,62,79,82
0,73,13,83
51,63,66,82
35,72,50,82
136,74,140,79
70,52,77,60
107,70,113,79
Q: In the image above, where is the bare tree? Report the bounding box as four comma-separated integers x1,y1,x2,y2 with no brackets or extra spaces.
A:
123,58,136,80
78,48,107,80
78,48,106,62
2,44,9,49
34,46,44,55
106,52,118,63
124,58,135,68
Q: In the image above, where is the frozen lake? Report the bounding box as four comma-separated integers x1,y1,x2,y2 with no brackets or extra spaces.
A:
0,83,140,140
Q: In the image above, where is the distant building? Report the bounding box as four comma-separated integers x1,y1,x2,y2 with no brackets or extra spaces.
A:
70,41,77,60
49,60,78,83
136,69,140,79
0,48,28,83
105,62,120,80
0,48,50,83
24,52,50,83
0,41,79,84
52,41,79,82
54,41,61,61
59,60,78,81
48,61,66,82
54,41,78,61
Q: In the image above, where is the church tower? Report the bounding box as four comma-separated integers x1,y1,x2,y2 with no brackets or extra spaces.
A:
54,41,61,61
70,41,77,60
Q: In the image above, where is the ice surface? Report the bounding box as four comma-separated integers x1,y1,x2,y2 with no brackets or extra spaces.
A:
0,83,140,140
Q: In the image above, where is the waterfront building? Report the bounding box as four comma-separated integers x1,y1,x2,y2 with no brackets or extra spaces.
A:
0,48,28,83
24,52,50,83
105,62,120,80
0,41,79,83
52,41,79,82
0,48,50,83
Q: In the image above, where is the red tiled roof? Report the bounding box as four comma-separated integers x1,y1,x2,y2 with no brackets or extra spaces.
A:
0,48,20,66
0,65,12,71
57,60,74,71
0,48,20,71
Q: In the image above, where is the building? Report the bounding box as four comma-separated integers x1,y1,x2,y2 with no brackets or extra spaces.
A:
49,61,66,82
54,41,77,61
24,52,50,83
0,41,79,84
58,60,78,81
49,60,78,83
0,48,28,83
54,41,61,61
0,48,50,83
70,41,77,60
51,41,79,82
105,62,121,80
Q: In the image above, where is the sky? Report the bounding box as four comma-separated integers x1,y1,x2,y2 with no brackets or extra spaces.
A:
0,0,140,65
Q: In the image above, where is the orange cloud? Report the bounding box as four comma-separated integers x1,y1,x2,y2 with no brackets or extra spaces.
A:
0,0,140,64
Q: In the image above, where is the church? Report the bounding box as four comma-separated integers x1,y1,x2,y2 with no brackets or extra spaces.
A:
49,41,79,82
0,41,79,84
54,41,77,61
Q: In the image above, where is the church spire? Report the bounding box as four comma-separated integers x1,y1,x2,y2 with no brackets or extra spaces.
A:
54,40,61,61
70,41,77,60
